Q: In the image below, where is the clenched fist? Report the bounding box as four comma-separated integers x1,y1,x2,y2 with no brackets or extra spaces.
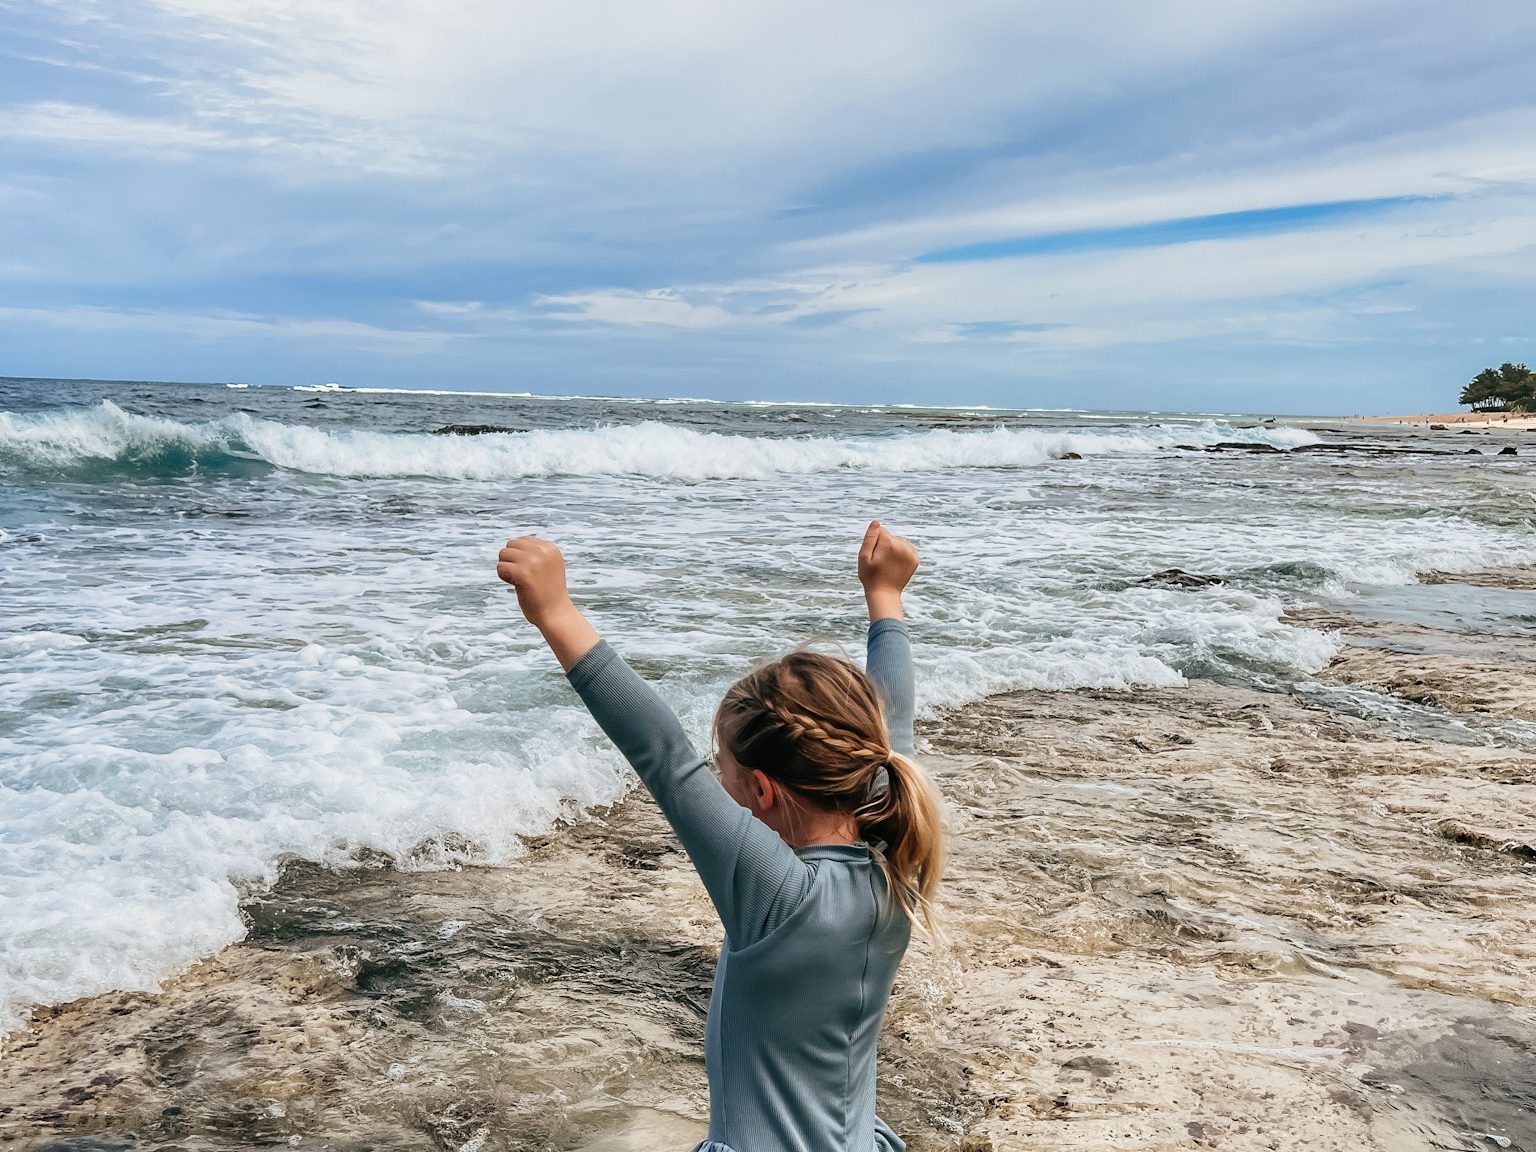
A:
496,536,575,630
858,520,919,621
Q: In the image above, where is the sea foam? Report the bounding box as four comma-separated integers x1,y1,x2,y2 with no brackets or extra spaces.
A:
0,401,1317,482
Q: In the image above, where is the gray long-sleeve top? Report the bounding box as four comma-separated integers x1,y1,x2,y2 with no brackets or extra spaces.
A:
566,617,916,1152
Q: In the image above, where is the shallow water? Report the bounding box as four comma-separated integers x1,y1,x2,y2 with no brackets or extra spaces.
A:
4,376,1536,1038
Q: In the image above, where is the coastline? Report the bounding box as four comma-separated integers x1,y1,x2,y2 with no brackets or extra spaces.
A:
3,574,1534,1150
1353,411,1536,431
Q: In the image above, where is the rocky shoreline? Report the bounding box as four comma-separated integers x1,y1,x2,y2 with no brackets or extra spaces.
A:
3,580,1534,1151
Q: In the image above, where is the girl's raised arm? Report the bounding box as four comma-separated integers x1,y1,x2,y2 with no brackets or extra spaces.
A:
858,521,918,757
495,537,809,948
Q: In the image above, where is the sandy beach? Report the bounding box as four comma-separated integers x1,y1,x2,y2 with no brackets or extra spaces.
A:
1357,411,1536,431
4,570,1532,1151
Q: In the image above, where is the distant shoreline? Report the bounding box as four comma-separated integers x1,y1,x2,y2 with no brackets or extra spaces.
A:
1355,411,1536,430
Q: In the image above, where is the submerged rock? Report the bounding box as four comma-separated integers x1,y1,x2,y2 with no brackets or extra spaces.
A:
1057,451,1083,460
431,423,527,436
1138,568,1224,589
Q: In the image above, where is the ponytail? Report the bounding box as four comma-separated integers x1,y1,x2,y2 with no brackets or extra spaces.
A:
856,752,945,935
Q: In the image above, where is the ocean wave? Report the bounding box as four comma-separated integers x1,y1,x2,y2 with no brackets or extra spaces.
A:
0,401,1319,482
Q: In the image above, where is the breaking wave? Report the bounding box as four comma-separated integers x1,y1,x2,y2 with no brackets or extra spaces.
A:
0,401,1319,482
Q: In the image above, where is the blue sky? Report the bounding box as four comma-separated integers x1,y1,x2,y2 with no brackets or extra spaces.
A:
0,1,1533,413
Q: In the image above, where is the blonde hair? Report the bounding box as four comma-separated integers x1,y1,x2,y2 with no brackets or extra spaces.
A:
715,648,944,933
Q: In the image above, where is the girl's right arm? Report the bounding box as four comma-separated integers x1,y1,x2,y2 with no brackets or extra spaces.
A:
858,521,918,757
496,537,808,947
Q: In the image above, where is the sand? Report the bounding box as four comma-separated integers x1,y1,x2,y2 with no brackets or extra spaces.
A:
3,582,1534,1150
1355,412,1536,431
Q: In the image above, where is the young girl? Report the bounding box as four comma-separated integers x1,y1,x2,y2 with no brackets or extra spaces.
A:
495,520,944,1152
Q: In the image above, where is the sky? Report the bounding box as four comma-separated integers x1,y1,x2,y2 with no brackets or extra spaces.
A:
0,1,1534,413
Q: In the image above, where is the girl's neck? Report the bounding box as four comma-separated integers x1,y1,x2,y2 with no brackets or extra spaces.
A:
783,811,862,848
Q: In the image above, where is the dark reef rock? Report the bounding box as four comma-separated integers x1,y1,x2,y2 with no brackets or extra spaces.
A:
1138,568,1224,590
1500,446,1519,456
430,424,526,436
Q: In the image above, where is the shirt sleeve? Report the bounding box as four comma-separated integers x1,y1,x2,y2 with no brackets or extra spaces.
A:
566,641,812,948
866,618,915,757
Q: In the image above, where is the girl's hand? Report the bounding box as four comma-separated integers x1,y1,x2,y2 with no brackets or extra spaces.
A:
858,520,919,620
495,536,601,671
496,536,574,628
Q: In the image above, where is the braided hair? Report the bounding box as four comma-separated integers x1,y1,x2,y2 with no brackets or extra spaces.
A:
715,648,944,933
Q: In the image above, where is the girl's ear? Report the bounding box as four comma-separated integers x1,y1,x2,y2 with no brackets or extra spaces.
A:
750,768,776,812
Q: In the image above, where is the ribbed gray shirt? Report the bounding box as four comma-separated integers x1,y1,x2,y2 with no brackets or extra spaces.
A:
567,618,916,1152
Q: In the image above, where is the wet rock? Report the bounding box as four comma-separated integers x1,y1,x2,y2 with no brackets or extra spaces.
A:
1211,441,1283,452
1435,819,1536,862
1422,565,1536,588
1430,423,1448,430
1138,568,1224,589
430,423,526,436
1057,452,1083,461
1319,640,1536,721
1500,446,1519,456
1292,443,1449,456
1060,1055,1116,1077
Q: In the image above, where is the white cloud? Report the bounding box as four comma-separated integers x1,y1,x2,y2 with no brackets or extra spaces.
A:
1,1,1430,188
536,290,733,330
0,100,234,152
414,300,485,316
0,304,456,352
782,108,1536,263
533,190,1536,349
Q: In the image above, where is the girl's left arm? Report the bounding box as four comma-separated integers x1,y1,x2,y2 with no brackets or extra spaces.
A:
496,537,810,947
859,521,918,758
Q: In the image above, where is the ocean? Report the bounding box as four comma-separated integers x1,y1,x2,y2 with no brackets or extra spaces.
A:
3,375,1535,1036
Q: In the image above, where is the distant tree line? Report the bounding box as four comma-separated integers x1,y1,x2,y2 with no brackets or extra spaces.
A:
1461,362,1536,411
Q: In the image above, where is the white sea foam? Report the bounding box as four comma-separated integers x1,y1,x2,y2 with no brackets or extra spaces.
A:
0,401,1317,481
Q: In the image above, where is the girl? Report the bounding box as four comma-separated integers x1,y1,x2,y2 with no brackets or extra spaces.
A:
495,520,944,1152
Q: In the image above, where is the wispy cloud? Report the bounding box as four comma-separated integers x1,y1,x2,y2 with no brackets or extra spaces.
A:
0,303,456,351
